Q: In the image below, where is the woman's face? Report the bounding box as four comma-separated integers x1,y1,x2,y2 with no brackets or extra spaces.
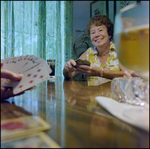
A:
90,24,111,49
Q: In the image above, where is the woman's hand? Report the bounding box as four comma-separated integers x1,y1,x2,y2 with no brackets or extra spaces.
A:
119,62,140,78
1,69,25,100
76,63,100,76
64,59,77,72
63,59,79,79
124,70,140,78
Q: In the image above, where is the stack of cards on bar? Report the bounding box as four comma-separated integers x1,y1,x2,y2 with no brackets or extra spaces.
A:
1,55,53,94
1,116,61,148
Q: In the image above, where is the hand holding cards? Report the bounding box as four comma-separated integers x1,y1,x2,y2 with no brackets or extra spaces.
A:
74,59,91,68
1,55,52,94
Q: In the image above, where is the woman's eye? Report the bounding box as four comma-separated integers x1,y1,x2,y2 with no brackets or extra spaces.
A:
99,29,103,31
91,32,95,34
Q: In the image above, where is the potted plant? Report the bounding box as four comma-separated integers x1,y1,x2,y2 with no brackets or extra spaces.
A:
73,29,92,58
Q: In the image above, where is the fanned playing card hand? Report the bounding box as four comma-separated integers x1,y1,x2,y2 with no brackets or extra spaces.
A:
1,55,52,94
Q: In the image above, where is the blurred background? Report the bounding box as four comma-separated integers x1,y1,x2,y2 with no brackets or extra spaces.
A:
1,1,140,77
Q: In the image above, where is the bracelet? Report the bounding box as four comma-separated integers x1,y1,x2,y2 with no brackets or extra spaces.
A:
101,68,104,77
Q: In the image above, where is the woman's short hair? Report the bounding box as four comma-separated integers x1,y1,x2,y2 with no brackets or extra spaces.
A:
86,15,114,40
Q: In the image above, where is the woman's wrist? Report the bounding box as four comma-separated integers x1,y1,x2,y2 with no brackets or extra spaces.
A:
99,68,124,79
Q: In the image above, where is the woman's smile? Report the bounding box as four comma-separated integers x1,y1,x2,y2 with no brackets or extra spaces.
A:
95,37,103,42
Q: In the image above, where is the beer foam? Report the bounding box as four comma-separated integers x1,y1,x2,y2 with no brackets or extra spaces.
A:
123,24,149,33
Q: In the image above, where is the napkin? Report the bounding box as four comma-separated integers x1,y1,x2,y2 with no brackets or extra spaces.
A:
95,96,149,131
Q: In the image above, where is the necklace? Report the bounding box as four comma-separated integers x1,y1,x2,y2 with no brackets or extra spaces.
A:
98,49,109,56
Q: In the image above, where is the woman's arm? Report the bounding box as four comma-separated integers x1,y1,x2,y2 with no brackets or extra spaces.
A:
102,69,124,79
99,62,139,79
119,62,140,77
63,59,78,79
102,62,124,79
77,64,124,79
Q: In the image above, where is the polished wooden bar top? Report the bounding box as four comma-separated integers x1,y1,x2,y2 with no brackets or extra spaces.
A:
1,77,149,148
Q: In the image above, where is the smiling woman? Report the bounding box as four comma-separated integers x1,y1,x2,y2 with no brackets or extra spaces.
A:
63,15,127,81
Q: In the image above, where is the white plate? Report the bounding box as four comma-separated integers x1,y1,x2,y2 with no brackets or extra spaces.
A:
95,96,149,131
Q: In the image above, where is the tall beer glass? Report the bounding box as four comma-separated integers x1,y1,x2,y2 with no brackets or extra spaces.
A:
113,2,149,121
114,2,149,81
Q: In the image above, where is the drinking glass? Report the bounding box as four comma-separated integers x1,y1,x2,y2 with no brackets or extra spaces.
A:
113,2,149,119
114,2,149,81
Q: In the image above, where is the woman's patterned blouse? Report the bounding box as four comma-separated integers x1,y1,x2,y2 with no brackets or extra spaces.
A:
86,42,120,85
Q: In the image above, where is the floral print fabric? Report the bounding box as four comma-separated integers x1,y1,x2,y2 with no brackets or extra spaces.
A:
86,42,120,85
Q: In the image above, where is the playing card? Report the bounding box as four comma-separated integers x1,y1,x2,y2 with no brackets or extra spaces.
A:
33,56,52,74
2,57,12,71
43,60,52,75
12,55,26,73
13,61,50,94
19,55,43,74
1,56,25,87
1,132,61,148
9,57,18,72
2,55,52,90
1,116,51,141
10,56,23,73
14,55,30,73
2,56,24,73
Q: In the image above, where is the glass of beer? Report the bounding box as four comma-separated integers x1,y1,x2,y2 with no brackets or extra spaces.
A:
114,2,149,108
114,2,149,81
